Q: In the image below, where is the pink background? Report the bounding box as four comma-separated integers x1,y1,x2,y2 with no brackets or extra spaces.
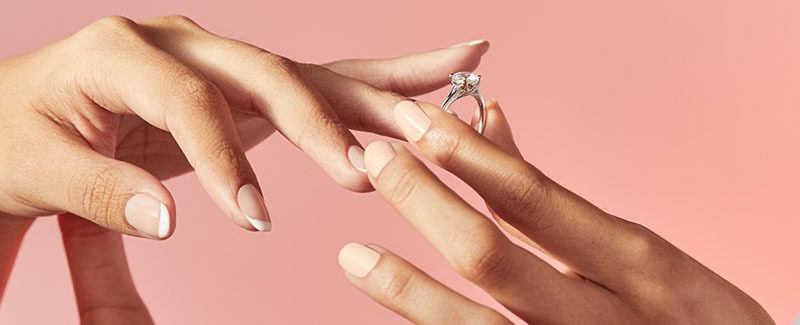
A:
2,0,799,324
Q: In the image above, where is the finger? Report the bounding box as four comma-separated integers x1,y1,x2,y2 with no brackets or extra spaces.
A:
325,40,490,96
75,17,269,231
0,215,32,301
33,136,176,239
337,242,511,325
363,141,619,322
391,99,656,286
59,214,153,325
473,99,521,157
473,101,544,250
138,17,370,192
307,42,490,138
299,64,406,140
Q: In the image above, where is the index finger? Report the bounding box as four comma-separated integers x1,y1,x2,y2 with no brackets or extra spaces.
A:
59,214,153,325
390,100,655,287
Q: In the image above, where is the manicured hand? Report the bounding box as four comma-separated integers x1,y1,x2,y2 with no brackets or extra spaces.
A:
338,100,774,324
0,15,489,239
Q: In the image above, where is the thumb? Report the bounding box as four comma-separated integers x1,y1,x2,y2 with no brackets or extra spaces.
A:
21,142,176,240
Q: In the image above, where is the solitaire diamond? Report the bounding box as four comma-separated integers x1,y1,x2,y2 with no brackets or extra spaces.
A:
450,72,481,91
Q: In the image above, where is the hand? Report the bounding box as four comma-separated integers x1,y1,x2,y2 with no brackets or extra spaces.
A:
337,100,774,324
0,214,153,324
0,15,489,239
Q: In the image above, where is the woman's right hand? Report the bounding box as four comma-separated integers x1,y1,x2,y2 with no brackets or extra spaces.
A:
338,100,773,324
0,15,489,238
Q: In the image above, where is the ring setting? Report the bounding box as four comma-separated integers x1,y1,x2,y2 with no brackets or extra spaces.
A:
441,71,487,134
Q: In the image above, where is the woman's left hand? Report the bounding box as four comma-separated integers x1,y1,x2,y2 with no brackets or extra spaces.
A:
338,100,774,324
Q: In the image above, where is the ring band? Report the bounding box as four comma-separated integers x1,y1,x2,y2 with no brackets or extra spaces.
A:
441,72,487,134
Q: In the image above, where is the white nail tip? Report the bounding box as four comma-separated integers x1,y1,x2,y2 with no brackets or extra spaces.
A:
347,146,368,173
157,202,170,239
246,215,272,232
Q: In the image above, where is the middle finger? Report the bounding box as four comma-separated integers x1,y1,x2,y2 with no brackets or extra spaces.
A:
391,100,666,289
363,141,620,322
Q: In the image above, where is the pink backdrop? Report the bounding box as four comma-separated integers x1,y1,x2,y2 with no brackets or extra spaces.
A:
2,0,799,324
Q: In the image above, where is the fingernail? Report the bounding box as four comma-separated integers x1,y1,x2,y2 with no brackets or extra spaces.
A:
338,243,380,278
125,194,170,239
394,101,431,142
449,39,487,48
347,146,367,173
237,184,271,231
364,141,397,178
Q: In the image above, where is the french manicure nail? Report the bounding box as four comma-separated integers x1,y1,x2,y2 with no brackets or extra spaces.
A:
237,184,271,231
364,141,396,178
394,101,431,142
347,145,367,173
449,39,487,48
338,243,380,278
125,194,170,239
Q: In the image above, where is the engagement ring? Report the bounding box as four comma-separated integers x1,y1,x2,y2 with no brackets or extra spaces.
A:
441,72,487,134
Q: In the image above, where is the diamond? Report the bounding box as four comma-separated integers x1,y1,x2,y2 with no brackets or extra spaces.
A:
450,72,481,89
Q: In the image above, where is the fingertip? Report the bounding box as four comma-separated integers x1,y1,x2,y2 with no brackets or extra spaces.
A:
331,161,375,193
237,184,272,232
483,99,521,156
124,191,175,240
338,242,381,278
448,39,490,55
364,141,398,178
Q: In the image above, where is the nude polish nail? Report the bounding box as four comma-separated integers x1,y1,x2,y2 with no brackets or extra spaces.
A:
449,39,487,48
364,141,397,178
338,243,380,278
237,184,271,231
348,145,367,173
125,194,170,239
394,101,431,142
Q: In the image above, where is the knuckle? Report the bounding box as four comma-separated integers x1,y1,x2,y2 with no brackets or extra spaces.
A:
495,164,554,232
203,143,245,175
386,63,430,94
69,164,124,227
375,267,416,306
304,110,347,140
91,15,138,32
254,51,300,76
159,14,203,30
82,16,139,42
430,131,470,169
452,231,511,286
71,16,137,52
617,221,678,287
622,222,664,265
381,163,419,207
173,72,220,105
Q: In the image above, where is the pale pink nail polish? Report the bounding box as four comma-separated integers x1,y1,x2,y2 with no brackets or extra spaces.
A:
338,243,380,278
125,194,170,239
347,145,367,173
237,184,271,231
394,101,431,142
364,141,397,178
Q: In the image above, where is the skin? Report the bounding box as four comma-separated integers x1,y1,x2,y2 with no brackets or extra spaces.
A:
346,100,776,324
0,15,490,323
